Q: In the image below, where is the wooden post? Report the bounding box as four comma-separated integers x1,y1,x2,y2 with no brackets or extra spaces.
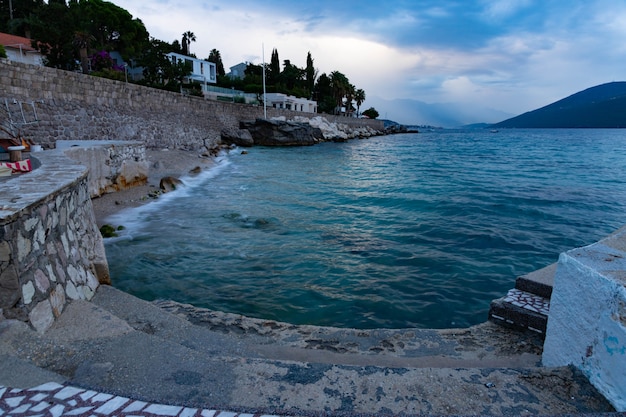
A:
7,146,24,162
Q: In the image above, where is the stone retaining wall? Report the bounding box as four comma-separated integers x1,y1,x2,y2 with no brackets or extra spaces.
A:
0,60,384,151
0,151,109,332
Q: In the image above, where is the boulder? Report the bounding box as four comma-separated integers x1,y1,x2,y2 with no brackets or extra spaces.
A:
220,127,254,147
240,119,323,146
159,176,184,193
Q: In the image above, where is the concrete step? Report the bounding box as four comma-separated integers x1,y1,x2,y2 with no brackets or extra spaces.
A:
489,289,551,334
0,285,615,416
515,263,556,298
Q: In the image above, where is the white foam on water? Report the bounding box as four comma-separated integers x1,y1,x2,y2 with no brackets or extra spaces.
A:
103,152,233,242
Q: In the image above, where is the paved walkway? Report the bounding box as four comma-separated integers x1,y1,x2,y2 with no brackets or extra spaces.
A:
0,382,284,417
0,286,617,416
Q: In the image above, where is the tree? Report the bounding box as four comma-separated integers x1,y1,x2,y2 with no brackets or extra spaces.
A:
208,48,225,76
305,51,316,97
29,0,149,70
344,83,355,117
138,37,177,87
314,72,335,114
362,107,379,119
73,30,94,74
181,31,196,55
280,59,304,91
268,48,280,85
354,88,366,117
329,71,350,115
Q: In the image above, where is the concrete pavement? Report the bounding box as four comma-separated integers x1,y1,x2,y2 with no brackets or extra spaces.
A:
0,285,617,416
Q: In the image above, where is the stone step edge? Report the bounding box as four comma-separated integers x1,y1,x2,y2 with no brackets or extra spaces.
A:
515,274,553,298
488,289,551,334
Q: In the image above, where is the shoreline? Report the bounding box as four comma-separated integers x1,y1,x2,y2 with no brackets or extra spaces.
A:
91,148,217,227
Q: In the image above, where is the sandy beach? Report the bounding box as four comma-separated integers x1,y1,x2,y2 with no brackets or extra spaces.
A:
91,148,217,227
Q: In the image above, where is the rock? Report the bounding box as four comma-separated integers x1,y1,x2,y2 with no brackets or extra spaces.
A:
240,118,323,146
159,176,184,193
220,127,254,147
189,166,202,175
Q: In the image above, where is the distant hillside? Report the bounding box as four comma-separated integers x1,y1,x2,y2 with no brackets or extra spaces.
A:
367,96,513,127
493,82,626,128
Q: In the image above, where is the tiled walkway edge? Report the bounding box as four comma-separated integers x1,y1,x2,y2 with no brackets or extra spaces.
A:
0,383,286,417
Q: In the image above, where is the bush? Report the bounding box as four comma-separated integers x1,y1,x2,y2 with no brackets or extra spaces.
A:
0,45,7,59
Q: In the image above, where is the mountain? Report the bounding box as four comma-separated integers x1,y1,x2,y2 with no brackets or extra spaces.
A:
365,96,514,128
493,82,626,128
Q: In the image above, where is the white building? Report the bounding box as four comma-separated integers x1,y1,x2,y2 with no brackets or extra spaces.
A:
264,93,317,113
166,52,217,90
0,32,44,66
227,62,248,80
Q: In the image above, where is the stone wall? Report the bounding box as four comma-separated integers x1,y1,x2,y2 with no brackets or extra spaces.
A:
0,150,109,332
0,60,384,151
543,226,626,411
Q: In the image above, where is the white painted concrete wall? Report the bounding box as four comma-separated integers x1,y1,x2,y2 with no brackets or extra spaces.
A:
543,226,626,411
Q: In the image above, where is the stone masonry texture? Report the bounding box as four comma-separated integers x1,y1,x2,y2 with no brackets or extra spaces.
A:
0,60,383,151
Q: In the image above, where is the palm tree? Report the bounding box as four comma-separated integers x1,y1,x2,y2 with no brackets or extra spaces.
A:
208,48,225,76
345,83,356,117
355,88,366,117
329,71,349,115
73,31,95,74
181,31,196,55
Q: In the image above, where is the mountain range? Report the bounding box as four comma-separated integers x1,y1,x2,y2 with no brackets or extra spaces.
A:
369,81,626,128
365,96,514,128
492,82,626,128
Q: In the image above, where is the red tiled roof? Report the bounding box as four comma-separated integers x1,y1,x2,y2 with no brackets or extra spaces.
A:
0,32,38,52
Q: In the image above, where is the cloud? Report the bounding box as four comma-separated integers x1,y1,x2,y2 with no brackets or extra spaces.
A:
112,0,626,117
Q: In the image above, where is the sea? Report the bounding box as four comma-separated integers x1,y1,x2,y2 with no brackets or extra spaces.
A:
104,128,626,329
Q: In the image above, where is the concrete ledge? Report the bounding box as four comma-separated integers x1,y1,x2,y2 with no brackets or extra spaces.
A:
57,140,149,198
543,225,626,411
516,262,555,298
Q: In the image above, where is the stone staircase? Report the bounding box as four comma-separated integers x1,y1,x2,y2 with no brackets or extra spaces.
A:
489,263,555,335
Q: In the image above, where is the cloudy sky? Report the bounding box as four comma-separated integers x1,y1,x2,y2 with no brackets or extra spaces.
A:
112,0,625,118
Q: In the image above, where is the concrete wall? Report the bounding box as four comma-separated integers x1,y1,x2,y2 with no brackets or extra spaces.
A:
57,140,149,198
0,151,109,332
543,226,626,411
0,60,384,151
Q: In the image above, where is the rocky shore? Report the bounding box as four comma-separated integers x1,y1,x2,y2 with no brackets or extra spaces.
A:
91,148,216,227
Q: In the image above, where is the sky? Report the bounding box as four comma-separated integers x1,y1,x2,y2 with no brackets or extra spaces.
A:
112,0,626,119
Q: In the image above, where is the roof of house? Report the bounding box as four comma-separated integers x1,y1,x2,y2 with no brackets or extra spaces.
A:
0,32,38,52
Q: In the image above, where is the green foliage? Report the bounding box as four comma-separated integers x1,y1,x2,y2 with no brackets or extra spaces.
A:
208,48,225,77
26,0,149,71
0,45,6,59
7,2,366,113
362,107,380,119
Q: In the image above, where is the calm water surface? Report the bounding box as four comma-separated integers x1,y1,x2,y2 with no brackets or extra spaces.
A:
105,129,626,329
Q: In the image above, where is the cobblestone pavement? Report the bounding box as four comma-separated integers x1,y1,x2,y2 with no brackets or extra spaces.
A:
0,383,285,417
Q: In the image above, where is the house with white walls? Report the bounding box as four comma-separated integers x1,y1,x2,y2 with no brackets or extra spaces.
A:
0,32,44,66
166,52,217,90
264,93,317,113
227,62,248,80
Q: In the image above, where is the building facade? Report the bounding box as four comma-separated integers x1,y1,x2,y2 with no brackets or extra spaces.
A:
0,33,44,66
264,93,317,113
166,52,217,89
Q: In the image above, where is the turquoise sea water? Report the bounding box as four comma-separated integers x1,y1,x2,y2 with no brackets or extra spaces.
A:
105,129,626,329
